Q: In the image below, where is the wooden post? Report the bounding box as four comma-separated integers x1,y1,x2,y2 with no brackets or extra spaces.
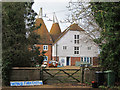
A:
40,68,43,81
81,67,84,83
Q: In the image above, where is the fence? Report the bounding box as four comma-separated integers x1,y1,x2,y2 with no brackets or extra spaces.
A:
10,67,41,81
10,67,101,84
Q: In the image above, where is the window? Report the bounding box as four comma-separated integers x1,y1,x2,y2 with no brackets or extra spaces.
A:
74,35,79,44
74,46,79,54
81,57,91,63
43,45,48,51
81,57,83,62
87,57,89,62
84,57,87,62
44,56,48,61
88,47,91,50
63,46,67,50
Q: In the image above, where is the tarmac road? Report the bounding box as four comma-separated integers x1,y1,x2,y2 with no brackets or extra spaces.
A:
2,85,101,90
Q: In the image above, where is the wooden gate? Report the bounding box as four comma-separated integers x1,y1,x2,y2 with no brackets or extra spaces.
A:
40,68,81,84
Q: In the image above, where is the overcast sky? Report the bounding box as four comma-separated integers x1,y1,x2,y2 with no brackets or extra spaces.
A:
32,0,72,32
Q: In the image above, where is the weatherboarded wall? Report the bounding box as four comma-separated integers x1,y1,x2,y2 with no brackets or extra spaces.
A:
52,30,99,57
52,30,99,66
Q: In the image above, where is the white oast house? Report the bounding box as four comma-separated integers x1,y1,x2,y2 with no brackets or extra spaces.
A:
34,9,99,67
52,23,99,66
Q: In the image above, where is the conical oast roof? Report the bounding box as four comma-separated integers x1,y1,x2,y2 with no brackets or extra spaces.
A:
50,23,61,42
49,13,62,42
50,23,61,35
34,18,53,44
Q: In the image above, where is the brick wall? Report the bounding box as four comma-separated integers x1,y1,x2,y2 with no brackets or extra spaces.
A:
49,56,99,66
36,44,52,62
71,57,80,66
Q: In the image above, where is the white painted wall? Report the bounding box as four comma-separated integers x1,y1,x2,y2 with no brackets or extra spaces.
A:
52,30,99,58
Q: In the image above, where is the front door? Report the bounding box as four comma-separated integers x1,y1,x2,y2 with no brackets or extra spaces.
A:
66,57,70,66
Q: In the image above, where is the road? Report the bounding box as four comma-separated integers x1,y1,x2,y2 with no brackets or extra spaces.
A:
2,85,100,90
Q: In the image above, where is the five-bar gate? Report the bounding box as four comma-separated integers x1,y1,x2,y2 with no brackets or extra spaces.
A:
40,68,82,84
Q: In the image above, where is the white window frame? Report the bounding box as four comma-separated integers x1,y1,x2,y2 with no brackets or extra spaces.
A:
74,46,80,54
44,56,48,61
88,47,91,50
63,46,67,50
84,57,87,62
81,57,83,62
87,57,90,63
74,35,79,44
81,57,91,63
43,45,48,51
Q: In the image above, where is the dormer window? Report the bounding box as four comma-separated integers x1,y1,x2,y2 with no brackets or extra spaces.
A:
74,35,79,44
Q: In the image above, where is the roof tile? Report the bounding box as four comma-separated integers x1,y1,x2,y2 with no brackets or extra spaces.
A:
34,18,53,44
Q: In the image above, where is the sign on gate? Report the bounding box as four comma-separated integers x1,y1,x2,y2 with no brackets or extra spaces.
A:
10,80,43,86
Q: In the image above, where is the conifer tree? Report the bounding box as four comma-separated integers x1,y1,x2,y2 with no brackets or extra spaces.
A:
2,2,43,85
91,2,120,81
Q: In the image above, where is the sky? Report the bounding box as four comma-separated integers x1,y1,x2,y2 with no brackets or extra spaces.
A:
32,0,72,32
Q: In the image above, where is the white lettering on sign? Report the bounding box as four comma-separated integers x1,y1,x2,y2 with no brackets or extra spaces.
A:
10,81,43,86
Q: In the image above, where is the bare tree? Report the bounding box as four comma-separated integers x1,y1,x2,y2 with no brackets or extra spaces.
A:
61,0,101,41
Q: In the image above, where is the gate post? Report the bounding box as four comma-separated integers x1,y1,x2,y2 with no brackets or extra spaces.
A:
81,67,84,83
40,68,43,81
